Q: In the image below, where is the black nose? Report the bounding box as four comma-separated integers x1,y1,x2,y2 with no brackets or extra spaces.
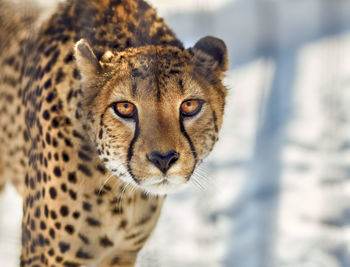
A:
147,150,179,174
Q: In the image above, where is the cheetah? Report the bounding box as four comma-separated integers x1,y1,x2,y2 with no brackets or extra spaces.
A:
0,0,228,266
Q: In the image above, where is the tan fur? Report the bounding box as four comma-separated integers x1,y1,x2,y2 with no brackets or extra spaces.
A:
0,0,228,266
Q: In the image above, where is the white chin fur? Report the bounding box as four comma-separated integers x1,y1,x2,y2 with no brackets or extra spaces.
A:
104,160,187,195
141,181,184,196
139,175,187,195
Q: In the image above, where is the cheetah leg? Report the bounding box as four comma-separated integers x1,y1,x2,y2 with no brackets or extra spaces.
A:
98,250,138,267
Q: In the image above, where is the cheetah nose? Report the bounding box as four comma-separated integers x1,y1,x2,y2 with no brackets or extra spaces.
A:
147,150,179,174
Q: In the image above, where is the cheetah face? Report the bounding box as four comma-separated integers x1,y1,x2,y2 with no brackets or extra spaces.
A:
75,37,228,195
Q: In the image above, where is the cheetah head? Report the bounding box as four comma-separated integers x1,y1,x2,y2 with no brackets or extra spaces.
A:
74,37,228,195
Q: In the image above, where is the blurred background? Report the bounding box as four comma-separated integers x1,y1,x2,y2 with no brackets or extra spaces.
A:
1,0,350,266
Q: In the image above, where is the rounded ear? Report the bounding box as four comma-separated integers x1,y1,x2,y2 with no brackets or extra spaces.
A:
74,39,101,84
193,36,228,72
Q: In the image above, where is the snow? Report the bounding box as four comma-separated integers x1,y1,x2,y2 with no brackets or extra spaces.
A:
0,185,22,267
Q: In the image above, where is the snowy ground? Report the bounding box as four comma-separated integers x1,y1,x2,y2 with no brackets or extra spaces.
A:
2,0,350,267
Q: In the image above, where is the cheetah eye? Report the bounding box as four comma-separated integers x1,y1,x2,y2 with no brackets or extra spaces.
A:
180,99,204,117
113,102,136,119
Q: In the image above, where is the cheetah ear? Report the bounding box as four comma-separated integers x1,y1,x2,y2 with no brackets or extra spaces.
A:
74,39,101,84
192,36,228,75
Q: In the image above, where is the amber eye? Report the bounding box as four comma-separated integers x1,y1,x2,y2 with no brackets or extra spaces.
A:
113,102,136,118
180,99,203,117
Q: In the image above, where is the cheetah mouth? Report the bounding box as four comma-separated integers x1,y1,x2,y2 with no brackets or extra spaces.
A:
105,161,188,195
139,175,187,195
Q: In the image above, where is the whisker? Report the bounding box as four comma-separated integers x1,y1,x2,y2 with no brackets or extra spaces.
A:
98,172,114,195
98,162,127,195
118,183,128,213
189,175,206,191
195,166,214,183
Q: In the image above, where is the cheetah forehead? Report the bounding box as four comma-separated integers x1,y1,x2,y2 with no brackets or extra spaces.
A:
76,41,199,103
100,45,192,68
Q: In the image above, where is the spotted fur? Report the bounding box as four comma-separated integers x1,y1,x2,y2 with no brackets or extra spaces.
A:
0,0,228,266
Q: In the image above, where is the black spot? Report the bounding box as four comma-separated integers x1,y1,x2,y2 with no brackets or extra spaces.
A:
119,220,128,229
64,138,73,147
73,130,84,140
111,207,123,215
53,166,61,177
55,68,65,84
63,261,80,267
64,53,74,63
78,233,89,244
62,152,69,162
45,132,51,144
49,187,57,199
68,189,77,200
44,78,52,89
136,215,152,225
30,220,36,230
76,249,92,259
72,211,80,219
73,68,81,80
134,235,149,246
86,217,101,227
51,117,60,128
49,228,55,239
58,242,70,253
36,171,42,182
48,248,54,256
96,164,106,174
60,206,69,217
64,224,74,235
125,231,141,240
44,205,49,217
140,192,148,200
61,183,67,192
40,221,47,230
43,51,60,73
100,236,114,247
33,206,40,218
55,222,61,229
29,178,35,189
44,44,58,57
46,92,56,103
150,205,157,213
82,202,92,211
78,151,91,161
75,110,81,119
50,210,57,220
68,172,77,183
98,129,103,139
78,164,92,176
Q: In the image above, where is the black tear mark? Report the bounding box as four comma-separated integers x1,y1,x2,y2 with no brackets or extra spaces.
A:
212,111,218,133
126,113,140,184
179,114,197,178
